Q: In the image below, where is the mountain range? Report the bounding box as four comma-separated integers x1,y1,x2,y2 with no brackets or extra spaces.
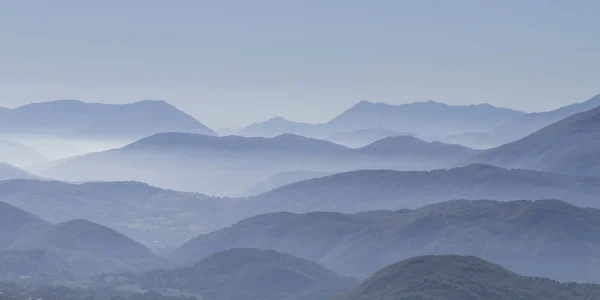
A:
0,180,224,250
237,95,600,150
0,100,216,140
239,100,524,139
340,255,600,300
38,133,479,195
240,164,600,214
6,162,600,252
0,202,166,278
171,199,600,282
493,93,600,140
467,104,600,177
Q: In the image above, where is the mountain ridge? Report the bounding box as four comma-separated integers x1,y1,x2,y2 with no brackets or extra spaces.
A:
0,99,216,139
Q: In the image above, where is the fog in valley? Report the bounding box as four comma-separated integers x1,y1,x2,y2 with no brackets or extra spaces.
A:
1,1,600,300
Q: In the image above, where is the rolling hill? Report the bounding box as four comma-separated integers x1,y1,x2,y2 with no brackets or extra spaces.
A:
0,99,216,139
10,219,167,275
467,105,600,176
355,135,479,163
0,179,224,250
97,248,357,300
339,255,600,300
40,133,479,195
0,201,50,251
243,164,600,214
171,199,600,282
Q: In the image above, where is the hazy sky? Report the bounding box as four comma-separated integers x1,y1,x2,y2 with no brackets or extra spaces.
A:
1,0,599,128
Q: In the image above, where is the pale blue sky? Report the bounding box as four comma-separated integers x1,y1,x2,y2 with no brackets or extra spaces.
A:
1,0,599,128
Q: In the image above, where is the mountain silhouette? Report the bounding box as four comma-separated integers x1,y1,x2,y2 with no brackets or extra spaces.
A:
171,199,600,282
239,117,320,138
326,100,523,137
0,162,44,181
355,136,479,162
467,104,600,176
238,101,523,139
243,164,600,214
0,99,216,139
40,133,479,195
493,93,600,140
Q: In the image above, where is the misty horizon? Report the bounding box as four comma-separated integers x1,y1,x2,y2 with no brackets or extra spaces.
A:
1,1,600,300
1,95,599,130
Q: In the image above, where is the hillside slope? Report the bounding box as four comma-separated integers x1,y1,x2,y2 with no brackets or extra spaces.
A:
40,133,479,195
245,164,600,213
0,179,223,250
0,99,215,139
467,105,600,176
0,201,50,251
10,219,167,275
98,248,357,300
340,255,600,300
172,199,600,282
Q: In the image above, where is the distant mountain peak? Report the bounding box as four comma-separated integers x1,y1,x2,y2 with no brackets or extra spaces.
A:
0,99,216,138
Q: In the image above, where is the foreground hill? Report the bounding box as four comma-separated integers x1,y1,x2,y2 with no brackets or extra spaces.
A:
467,105,600,176
10,219,166,275
0,99,215,139
97,248,357,300
340,255,600,300
0,201,50,251
172,199,600,282
0,179,223,250
244,164,600,213
239,101,523,139
40,133,479,195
